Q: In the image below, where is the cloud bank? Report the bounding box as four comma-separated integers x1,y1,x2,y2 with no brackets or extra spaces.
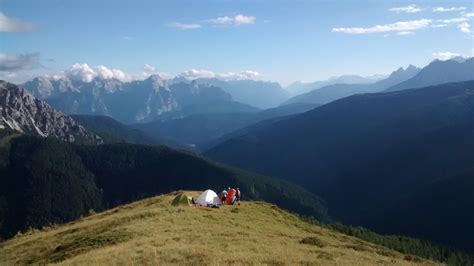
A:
433,6,466,12
332,19,431,34
65,64,130,82
210,14,256,26
168,22,202,30
432,51,461,60
0,12,36,32
389,5,423,13
0,53,40,71
178,68,261,80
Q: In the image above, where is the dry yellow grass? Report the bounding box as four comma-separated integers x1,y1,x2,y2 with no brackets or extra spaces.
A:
0,191,438,265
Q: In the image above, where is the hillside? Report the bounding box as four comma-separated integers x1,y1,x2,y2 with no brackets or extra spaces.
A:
70,114,191,151
0,192,434,265
0,135,328,240
206,81,474,250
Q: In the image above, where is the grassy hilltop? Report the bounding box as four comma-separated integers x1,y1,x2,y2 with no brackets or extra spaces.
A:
0,191,434,265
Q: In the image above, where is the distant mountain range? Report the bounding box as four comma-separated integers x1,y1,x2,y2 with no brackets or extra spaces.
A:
283,65,420,105
0,81,102,144
23,75,258,123
385,58,474,92
134,102,319,150
286,74,386,96
284,58,474,106
206,80,474,251
182,78,290,109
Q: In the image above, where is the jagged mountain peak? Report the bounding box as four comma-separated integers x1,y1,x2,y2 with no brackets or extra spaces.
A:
145,74,166,89
0,81,103,144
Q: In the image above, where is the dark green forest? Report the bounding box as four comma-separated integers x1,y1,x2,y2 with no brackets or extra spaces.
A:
0,134,328,240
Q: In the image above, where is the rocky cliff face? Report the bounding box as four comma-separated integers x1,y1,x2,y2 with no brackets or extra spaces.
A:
0,81,103,144
23,75,256,123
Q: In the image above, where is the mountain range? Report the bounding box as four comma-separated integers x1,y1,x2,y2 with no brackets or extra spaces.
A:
23,75,258,123
385,58,474,92
286,74,386,96
283,65,421,105
284,58,474,106
185,78,290,109
206,80,474,251
3,55,474,257
134,102,319,149
0,81,328,240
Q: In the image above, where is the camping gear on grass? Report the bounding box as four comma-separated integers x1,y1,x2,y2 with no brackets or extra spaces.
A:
171,193,193,206
195,189,222,207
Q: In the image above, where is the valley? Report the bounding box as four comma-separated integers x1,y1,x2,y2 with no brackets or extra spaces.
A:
1,1,473,263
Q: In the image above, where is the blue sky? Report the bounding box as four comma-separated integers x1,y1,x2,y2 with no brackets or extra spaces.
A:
0,0,473,85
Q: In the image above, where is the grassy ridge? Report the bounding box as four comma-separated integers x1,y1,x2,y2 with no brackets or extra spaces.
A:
0,192,433,265
0,135,329,240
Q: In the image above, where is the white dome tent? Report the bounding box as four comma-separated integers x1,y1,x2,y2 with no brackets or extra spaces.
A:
195,189,222,206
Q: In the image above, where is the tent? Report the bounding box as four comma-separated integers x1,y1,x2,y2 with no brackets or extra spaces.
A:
171,193,193,206
195,189,222,206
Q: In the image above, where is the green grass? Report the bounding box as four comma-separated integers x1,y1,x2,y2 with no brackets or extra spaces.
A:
0,191,434,265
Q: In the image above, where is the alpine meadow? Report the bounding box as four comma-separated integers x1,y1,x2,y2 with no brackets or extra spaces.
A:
1,0,473,265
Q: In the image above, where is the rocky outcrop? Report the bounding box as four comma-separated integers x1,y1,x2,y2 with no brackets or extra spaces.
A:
0,81,103,144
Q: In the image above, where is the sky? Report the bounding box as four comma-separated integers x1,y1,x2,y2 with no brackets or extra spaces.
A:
0,0,473,86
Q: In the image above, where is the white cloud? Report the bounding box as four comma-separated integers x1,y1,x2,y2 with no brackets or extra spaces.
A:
66,64,96,82
431,24,448,28
458,22,471,34
0,53,40,71
142,64,156,73
432,51,461,60
167,22,201,30
0,12,36,32
464,13,474,18
332,19,431,34
180,69,216,79
234,14,256,25
389,5,423,13
219,70,262,80
209,14,256,26
397,31,415,35
433,6,466,12
438,17,468,24
178,69,261,80
65,63,131,82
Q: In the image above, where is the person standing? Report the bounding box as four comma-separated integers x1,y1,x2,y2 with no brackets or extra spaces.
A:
236,188,241,205
220,189,228,203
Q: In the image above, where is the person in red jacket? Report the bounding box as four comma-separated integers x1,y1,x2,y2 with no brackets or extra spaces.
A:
226,188,236,205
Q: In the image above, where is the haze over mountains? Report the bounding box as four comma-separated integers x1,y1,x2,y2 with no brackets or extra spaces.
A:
283,65,421,105
286,74,387,96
